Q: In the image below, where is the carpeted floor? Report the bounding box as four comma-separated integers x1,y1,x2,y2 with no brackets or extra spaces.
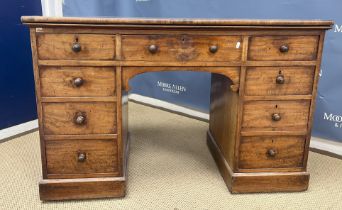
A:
1,102,342,210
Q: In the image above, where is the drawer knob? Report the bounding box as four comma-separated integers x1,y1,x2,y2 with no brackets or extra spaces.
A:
279,44,289,53
272,113,281,121
267,149,277,157
77,152,86,162
276,74,285,84
148,44,158,54
72,77,84,87
74,112,86,125
209,45,218,53
72,42,82,53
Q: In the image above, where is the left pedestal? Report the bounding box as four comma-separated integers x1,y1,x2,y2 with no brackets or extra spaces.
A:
27,28,127,201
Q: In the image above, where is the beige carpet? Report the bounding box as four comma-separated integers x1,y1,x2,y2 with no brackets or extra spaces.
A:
1,102,342,210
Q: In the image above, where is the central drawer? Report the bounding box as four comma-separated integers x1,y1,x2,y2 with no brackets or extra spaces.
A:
40,66,116,97
46,139,118,177
121,35,242,62
42,102,117,135
242,100,310,132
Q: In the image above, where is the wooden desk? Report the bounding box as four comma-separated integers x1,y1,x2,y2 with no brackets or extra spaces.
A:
22,16,333,200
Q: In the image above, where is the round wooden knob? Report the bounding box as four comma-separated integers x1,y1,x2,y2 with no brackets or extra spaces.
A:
276,74,285,84
272,113,281,121
279,45,289,53
73,77,84,87
267,149,277,157
209,45,218,53
148,44,158,54
78,152,86,162
74,112,86,125
72,42,82,53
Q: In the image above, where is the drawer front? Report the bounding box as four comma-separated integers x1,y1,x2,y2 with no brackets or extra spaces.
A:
46,139,118,176
37,34,115,60
245,67,315,96
242,100,310,132
40,66,116,97
248,36,319,61
122,35,242,62
239,136,305,169
43,102,116,135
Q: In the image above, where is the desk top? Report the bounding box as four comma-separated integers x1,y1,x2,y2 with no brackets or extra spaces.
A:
21,16,333,29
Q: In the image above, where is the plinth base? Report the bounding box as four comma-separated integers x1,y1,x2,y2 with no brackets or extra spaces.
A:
207,131,309,193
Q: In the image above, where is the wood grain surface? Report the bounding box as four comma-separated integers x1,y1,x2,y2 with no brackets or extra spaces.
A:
209,74,239,169
40,66,116,97
46,139,118,177
43,102,117,135
245,67,315,96
239,136,305,169
242,100,311,132
122,35,242,62
39,177,125,200
248,36,319,61
37,33,115,60
21,16,333,28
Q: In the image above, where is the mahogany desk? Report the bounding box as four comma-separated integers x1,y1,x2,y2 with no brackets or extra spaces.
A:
21,16,333,200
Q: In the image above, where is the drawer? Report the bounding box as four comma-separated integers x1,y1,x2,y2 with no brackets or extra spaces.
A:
37,34,115,60
242,100,310,132
40,66,116,97
46,139,118,177
122,35,242,62
239,136,305,169
248,36,319,61
245,67,315,96
43,102,116,135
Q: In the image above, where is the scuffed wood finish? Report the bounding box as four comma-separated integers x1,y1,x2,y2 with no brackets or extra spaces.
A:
242,100,310,132
209,74,239,169
22,16,332,199
239,136,305,169
232,36,249,172
39,177,125,200
245,67,315,96
232,172,309,193
46,139,118,177
36,59,320,67
29,28,48,179
122,35,242,62
248,36,319,61
37,34,115,60
122,66,240,91
22,16,333,28
40,66,116,97
116,66,124,176
41,97,117,103
303,33,326,170
207,131,309,193
43,102,117,135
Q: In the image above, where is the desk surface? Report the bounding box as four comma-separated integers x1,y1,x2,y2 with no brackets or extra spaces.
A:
21,16,333,28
